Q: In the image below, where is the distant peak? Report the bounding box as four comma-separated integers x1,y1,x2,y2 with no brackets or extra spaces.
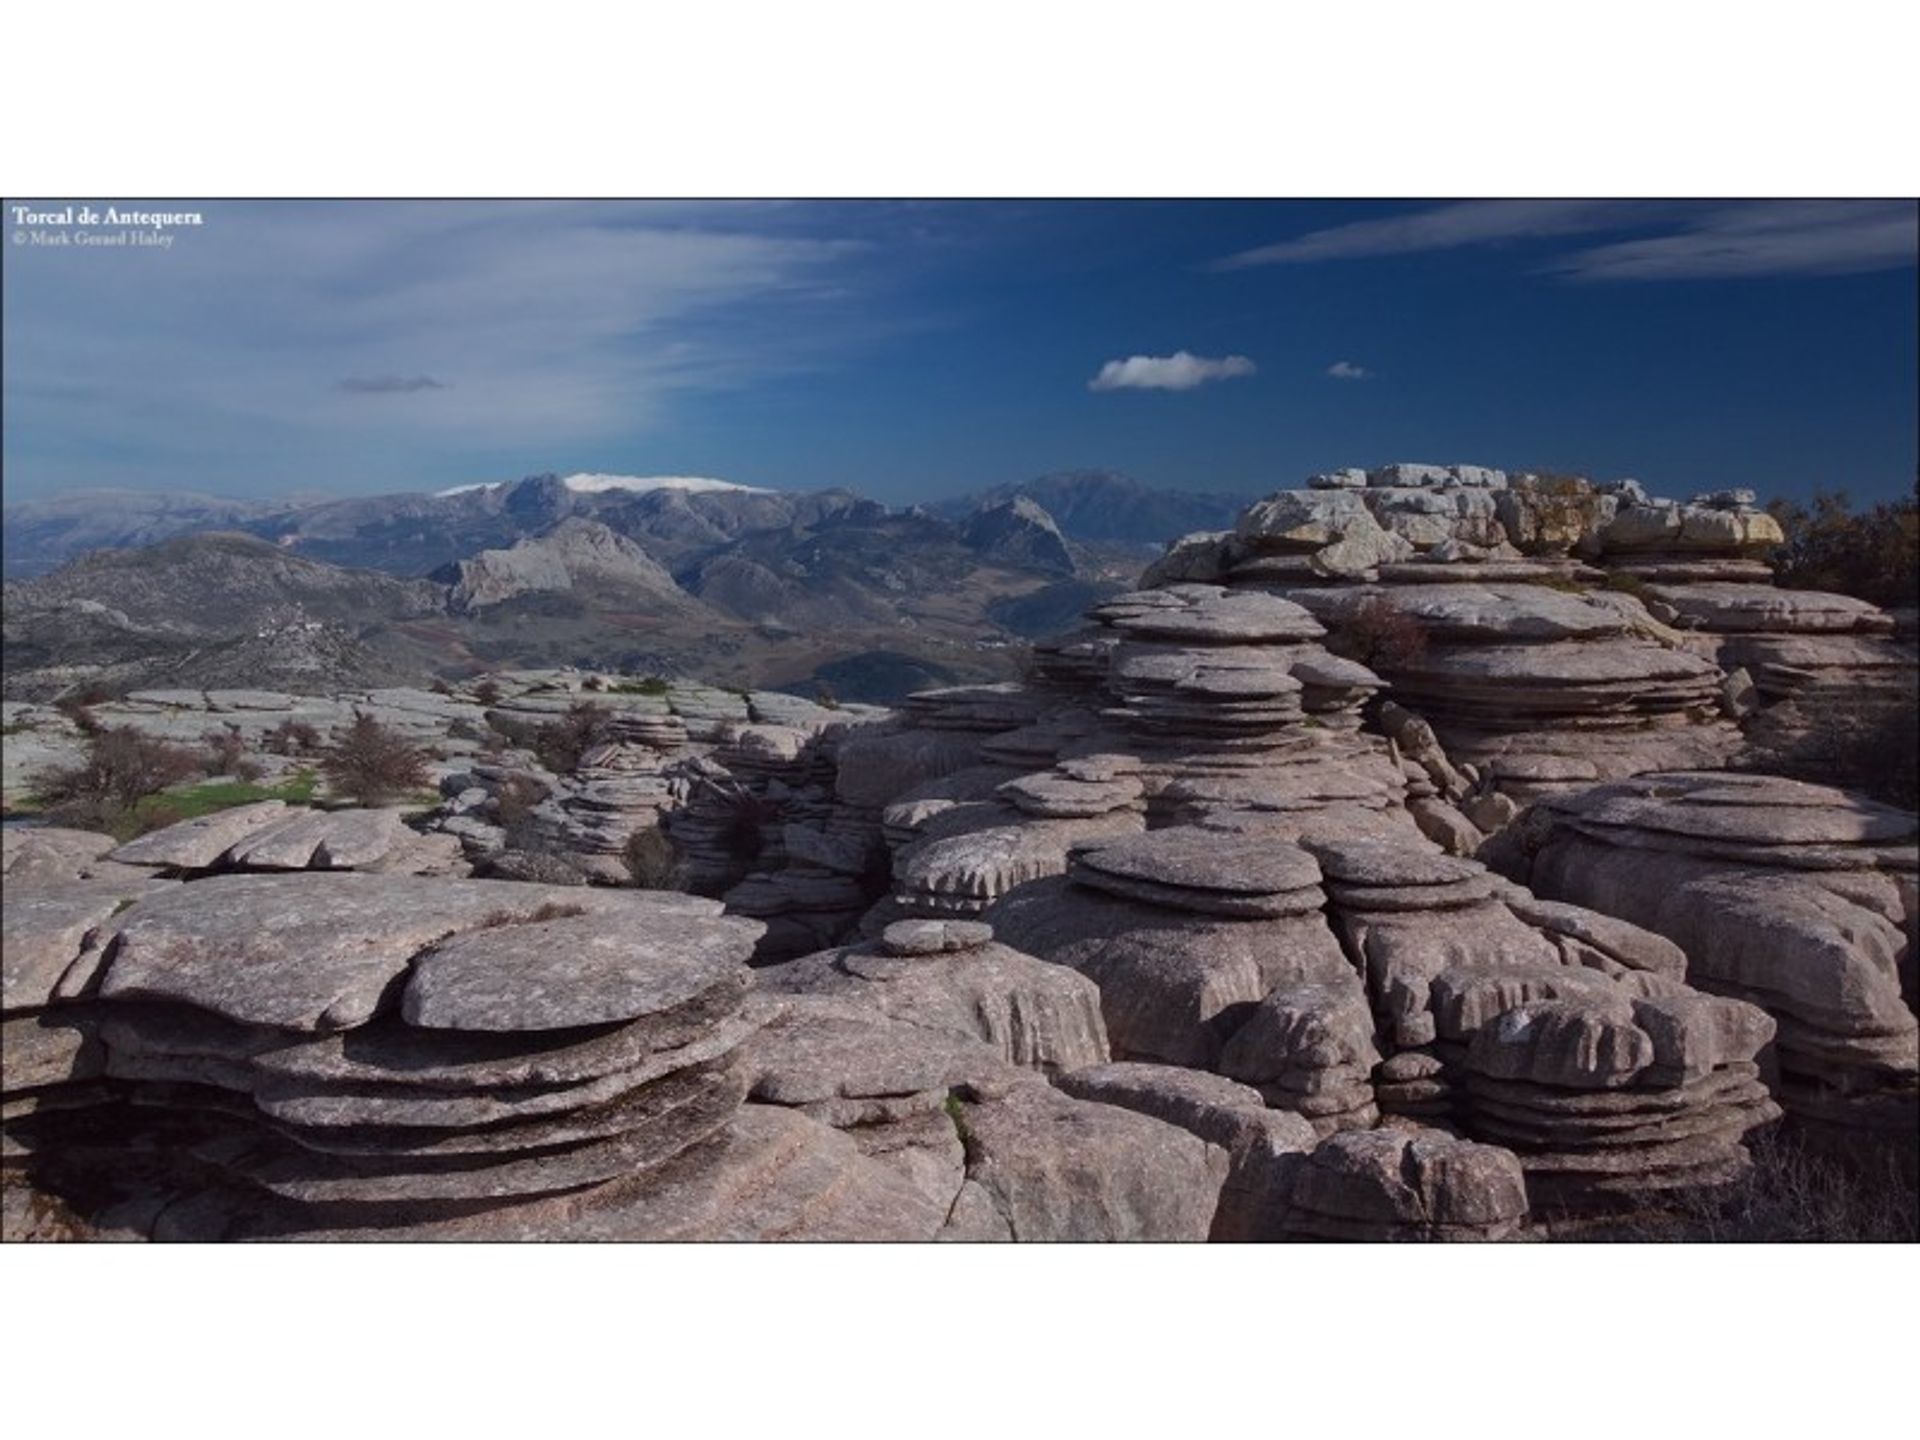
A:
433,473,773,499
559,473,772,496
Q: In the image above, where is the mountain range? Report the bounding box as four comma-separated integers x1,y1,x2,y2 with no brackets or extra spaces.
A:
2,469,1241,578
2,471,1236,704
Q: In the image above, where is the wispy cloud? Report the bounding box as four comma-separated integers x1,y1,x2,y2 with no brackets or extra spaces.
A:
1326,360,1370,380
1216,200,1624,269
338,374,446,394
1,201,870,496
1089,350,1256,392
1545,201,1918,281
1215,199,1918,282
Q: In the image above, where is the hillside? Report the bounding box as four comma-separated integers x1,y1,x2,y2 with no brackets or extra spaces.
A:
933,469,1249,546
0,491,1098,703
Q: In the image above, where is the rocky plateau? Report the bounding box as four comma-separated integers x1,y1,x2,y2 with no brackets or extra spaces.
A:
3,461,1914,1242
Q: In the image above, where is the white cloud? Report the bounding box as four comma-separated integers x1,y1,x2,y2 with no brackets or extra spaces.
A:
1089,350,1256,392
0,200,868,494
1326,360,1370,380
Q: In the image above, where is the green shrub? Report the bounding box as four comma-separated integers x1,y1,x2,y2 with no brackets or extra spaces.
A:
607,676,670,696
1600,570,1651,598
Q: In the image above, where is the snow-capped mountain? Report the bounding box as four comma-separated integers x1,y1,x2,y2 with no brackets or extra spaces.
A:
435,473,771,499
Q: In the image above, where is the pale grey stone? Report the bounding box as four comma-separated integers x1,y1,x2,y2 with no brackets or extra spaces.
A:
402,906,758,1031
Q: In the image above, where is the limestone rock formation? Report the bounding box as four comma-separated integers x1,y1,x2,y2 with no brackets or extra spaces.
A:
3,872,770,1238
1282,1126,1530,1241
1489,771,1919,1143
1130,464,1907,811
1053,1061,1315,1240
1463,994,1782,1215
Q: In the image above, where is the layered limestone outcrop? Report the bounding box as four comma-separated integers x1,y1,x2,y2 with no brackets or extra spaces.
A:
1138,465,1910,807
1486,771,1918,1142
1,867,1234,1242
6,463,1911,1241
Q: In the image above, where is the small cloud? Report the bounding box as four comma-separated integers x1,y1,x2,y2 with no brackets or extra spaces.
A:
337,375,447,395
1089,351,1256,392
1326,360,1370,380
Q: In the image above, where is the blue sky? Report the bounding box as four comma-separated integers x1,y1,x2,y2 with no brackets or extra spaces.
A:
3,199,1915,506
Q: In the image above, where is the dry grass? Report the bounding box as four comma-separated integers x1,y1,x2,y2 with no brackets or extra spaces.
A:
1587,1126,1918,1243
492,774,548,844
622,826,688,890
1766,700,1919,812
262,718,323,755
535,701,613,773
1329,596,1430,670
475,901,588,929
201,725,264,782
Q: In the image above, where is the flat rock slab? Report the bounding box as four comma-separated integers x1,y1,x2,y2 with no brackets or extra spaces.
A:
761,942,1111,1074
1326,874,1499,913
101,872,711,1032
108,802,291,869
1287,1127,1528,1237
948,1080,1228,1242
212,1066,743,1207
251,973,748,1089
745,1007,1005,1105
249,1014,759,1129
1463,1062,1765,1117
1300,835,1477,888
1110,602,1325,644
402,907,758,1032
2,827,119,886
2,1012,106,1092
1070,864,1327,919
1071,827,1322,899
99,1000,294,1062
267,1059,745,1160
880,919,994,956
1327,583,1630,642
1054,1061,1315,1174
1502,895,1688,977
1647,582,1887,634
997,770,1144,819
1547,772,1917,848
3,879,167,1013
226,809,411,870
279,1105,952,1242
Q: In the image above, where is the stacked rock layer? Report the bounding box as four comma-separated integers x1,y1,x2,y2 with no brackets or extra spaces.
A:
1489,771,1919,1143
21,873,766,1238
